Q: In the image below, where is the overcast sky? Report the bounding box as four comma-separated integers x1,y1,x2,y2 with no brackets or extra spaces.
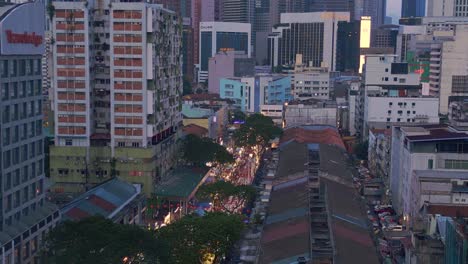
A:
387,0,402,21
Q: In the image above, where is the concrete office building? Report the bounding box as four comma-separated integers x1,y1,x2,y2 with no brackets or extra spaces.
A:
402,0,426,18
0,1,60,262
428,0,468,17
49,0,182,196
391,125,468,221
358,55,439,138
207,50,254,94
268,12,350,71
198,22,251,83
293,67,331,101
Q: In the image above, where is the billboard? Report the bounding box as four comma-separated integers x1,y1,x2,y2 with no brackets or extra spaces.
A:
0,1,45,55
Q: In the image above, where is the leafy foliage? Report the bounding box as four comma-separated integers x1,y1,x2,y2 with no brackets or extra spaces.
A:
158,212,244,263
182,134,234,166
197,181,256,214
229,110,246,123
233,114,282,148
354,140,369,160
41,216,168,264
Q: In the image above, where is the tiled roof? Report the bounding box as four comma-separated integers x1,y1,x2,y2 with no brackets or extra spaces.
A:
280,125,345,149
61,178,140,221
182,124,209,137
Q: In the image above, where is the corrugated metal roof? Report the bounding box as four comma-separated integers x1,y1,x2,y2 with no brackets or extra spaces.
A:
61,178,139,221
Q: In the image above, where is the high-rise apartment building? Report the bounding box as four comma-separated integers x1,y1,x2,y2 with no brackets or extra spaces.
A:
49,0,182,196
401,0,426,18
0,1,60,262
428,0,468,17
198,22,251,83
268,12,350,71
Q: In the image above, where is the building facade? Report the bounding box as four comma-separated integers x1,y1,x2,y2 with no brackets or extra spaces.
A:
0,1,60,262
207,50,254,94
49,0,182,196
268,12,350,71
284,99,337,128
358,55,439,138
198,22,251,83
427,0,468,17
220,75,291,112
401,0,426,18
391,125,468,220
292,67,330,100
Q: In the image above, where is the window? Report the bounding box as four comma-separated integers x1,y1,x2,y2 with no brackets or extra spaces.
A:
1,60,7,77
407,111,411,114
445,159,468,169
388,110,391,114
399,78,406,83
65,139,73,146
224,91,234,97
393,77,397,81
1,83,9,101
389,102,393,106
428,159,434,169
387,118,391,122
384,77,389,81
385,68,388,72
397,118,401,122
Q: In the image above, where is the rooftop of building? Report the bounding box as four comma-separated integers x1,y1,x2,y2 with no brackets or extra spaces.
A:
182,94,221,101
319,144,380,264
399,125,468,142
280,125,345,150
370,128,392,137
182,124,209,138
154,167,209,200
61,178,142,222
286,98,337,107
182,104,214,119
414,170,468,180
426,204,468,218
0,202,58,245
260,141,378,263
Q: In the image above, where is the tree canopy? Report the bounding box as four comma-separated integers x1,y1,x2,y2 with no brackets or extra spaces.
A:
182,134,234,166
229,110,246,123
158,212,244,263
41,216,169,264
233,114,282,148
197,181,256,214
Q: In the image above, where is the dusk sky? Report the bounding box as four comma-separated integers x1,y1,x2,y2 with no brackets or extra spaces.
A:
387,0,402,21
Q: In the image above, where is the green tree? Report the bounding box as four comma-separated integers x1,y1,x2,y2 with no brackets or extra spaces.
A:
233,114,282,149
354,140,369,160
197,181,256,213
229,110,246,123
183,134,234,166
158,212,244,263
41,216,168,264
